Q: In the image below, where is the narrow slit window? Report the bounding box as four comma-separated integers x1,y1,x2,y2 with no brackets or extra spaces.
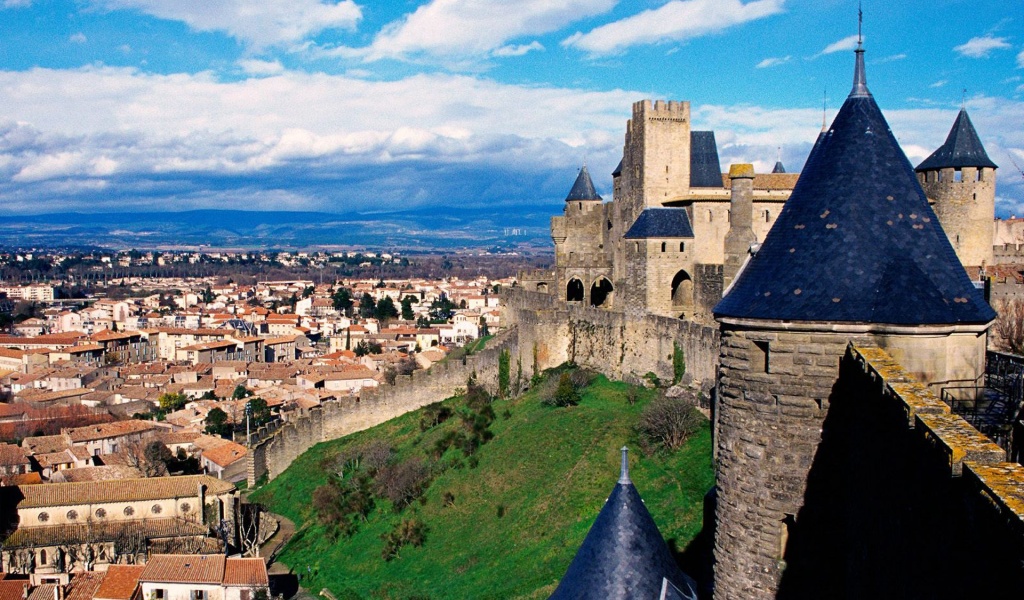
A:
753,341,770,373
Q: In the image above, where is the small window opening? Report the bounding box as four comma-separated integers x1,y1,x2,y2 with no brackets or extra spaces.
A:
607,220,612,230
753,340,770,373
977,170,984,182
708,210,713,222
765,210,771,223
780,514,797,560
578,202,582,210
661,242,666,252
665,165,669,173
679,242,685,252
727,210,732,224
634,242,639,252
954,169,962,182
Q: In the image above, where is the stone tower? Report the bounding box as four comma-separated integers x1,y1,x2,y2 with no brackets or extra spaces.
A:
711,41,995,599
551,165,614,306
915,109,998,270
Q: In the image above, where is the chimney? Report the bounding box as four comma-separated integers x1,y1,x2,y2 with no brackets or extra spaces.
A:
22,584,29,599
723,164,758,290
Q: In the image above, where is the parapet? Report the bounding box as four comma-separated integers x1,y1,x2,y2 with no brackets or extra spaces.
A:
632,99,689,121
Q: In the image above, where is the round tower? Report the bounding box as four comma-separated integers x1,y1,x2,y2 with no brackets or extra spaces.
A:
915,109,998,270
712,42,994,599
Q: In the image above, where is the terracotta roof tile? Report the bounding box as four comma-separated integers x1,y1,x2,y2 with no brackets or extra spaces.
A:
223,558,269,587
9,474,234,509
94,565,146,600
65,571,106,600
140,554,226,584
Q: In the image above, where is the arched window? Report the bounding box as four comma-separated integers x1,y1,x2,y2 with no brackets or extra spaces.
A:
661,242,666,252
566,278,584,302
590,278,614,308
679,242,685,252
40,549,47,565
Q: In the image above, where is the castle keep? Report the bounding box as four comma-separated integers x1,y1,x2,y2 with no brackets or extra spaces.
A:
529,100,799,324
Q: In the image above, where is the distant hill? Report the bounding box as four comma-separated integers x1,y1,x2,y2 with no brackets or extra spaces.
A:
0,206,559,250
250,368,714,600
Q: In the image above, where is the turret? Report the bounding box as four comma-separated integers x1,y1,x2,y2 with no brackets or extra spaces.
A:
915,109,998,269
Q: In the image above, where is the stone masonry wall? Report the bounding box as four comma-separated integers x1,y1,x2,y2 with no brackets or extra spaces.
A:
248,329,519,486
716,338,1024,599
503,288,719,385
920,166,995,268
713,326,854,599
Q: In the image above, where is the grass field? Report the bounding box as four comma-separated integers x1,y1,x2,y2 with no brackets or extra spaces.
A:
251,368,714,600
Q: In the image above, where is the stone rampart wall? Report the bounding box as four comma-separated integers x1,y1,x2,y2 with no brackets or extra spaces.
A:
503,288,719,385
248,330,519,485
762,345,1024,598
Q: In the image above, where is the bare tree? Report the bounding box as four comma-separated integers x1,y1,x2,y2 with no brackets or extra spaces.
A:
238,503,276,558
995,299,1024,355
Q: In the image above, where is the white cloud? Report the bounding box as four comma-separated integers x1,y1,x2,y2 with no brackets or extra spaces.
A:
237,59,285,76
91,0,361,48
493,41,544,57
1018,49,1024,68
346,0,614,62
563,0,783,55
2,0,32,7
875,53,906,64
930,80,947,88
812,34,860,59
954,35,1011,58
69,32,87,44
756,55,790,68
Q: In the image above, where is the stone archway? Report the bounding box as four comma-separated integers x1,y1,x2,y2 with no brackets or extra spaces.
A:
566,278,584,302
671,270,694,316
536,282,548,293
590,277,614,307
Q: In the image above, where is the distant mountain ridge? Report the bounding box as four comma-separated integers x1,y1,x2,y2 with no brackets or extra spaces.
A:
0,206,557,250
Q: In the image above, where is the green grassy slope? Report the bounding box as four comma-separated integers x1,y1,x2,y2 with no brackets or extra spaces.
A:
251,371,714,600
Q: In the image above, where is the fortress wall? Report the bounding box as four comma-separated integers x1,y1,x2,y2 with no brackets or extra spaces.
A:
757,345,1024,598
248,330,519,485
503,288,720,384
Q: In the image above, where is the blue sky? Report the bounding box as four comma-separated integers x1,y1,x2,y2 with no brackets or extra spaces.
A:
1,0,1022,217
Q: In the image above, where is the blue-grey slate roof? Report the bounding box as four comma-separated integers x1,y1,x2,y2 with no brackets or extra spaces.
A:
565,165,602,202
612,159,623,177
916,109,997,171
623,208,694,239
714,50,995,326
689,131,723,188
548,450,698,600
772,161,786,174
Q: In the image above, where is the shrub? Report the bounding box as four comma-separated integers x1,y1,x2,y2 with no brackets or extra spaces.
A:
497,348,511,398
543,372,580,407
636,394,705,453
373,457,431,511
419,403,453,431
672,342,686,384
381,518,428,561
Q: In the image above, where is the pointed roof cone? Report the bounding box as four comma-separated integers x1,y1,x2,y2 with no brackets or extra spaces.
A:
548,448,698,600
612,158,623,177
565,165,603,202
916,109,998,171
772,161,786,174
714,43,995,325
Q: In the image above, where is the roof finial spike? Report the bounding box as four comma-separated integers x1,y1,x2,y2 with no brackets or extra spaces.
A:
857,0,863,47
849,5,871,99
777,146,782,162
822,88,828,131
962,88,967,111
618,446,631,484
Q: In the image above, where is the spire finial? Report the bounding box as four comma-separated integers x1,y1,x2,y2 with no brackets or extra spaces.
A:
618,446,631,484
961,88,967,111
822,88,828,131
849,5,871,98
777,146,782,162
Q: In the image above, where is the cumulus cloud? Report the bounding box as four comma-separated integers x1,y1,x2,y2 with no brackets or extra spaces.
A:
562,0,784,56
2,67,1021,216
90,0,361,48
954,35,1011,58
69,32,87,44
756,55,790,68
929,80,947,88
2,0,32,7
1018,49,1024,68
342,0,614,62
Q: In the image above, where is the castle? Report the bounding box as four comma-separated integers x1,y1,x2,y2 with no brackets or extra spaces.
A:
523,67,999,324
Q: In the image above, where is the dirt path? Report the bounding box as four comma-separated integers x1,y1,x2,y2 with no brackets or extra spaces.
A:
259,511,296,570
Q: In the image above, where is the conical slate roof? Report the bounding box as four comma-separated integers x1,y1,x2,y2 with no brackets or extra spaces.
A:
612,159,623,177
565,165,603,202
690,131,724,188
772,161,786,173
916,109,997,171
548,449,698,600
714,46,995,325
